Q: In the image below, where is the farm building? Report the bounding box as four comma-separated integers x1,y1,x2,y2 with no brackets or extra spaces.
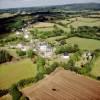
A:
16,43,30,51
61,52,70,59
37,42,53,58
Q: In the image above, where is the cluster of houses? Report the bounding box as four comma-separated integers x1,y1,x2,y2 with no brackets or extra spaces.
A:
14,28,70,59
82,51,93,61
76,51,93,67
16,28,30,39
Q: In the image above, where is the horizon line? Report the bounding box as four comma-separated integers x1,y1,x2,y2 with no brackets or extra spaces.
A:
0,2,100,10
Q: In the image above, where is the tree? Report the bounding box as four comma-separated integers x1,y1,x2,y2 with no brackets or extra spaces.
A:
27,49,35,59
60,40,66,45
73,44,79,52
37,57,46,74
70,25,75,34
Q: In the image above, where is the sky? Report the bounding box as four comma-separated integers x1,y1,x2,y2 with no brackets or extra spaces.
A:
0,0,100,9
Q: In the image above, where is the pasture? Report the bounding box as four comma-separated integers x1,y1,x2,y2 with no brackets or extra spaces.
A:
0,59,37,89
66,37,100,50
91,57,100,77
69,17,100,28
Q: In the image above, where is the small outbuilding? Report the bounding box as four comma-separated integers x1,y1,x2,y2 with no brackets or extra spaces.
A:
61,52,70,59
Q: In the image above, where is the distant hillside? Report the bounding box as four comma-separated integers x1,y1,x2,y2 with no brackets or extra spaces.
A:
57,3,100,11
0,3,100,13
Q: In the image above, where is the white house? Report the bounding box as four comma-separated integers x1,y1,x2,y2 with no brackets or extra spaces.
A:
21,46,30,52
37,42,53,58
40,45,47,52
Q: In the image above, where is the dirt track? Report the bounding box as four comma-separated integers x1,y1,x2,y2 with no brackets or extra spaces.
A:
23,68,100,100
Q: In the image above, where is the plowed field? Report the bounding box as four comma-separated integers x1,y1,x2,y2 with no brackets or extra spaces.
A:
23,68,100,100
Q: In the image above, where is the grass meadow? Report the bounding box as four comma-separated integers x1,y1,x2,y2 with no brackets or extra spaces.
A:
0,59,37,89
66,37,100,50
91,57,100,77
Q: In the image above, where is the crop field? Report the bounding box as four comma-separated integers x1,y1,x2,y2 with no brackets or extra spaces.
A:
23,68,100,100
55,17,100,29
66,37,100,50
33,22,54,28
56,19,70,24
0,59,37,89
91,57,100,77
37,27,54,31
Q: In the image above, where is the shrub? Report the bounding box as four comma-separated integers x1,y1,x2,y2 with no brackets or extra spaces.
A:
9,84,22,100
20,96,29,100
97,76,100,80
34,72,44,83
0,50,12,64
27,49,35,58
46,62,59,74
16,49,26,57
37,57,46,74
79,63,92,75
0,89,9,97
17,77,34,88
55,44,79,54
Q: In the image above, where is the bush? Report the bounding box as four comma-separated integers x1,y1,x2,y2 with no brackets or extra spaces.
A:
46,62,59,74
55,44,79,54
71,26,100,40
37,57,46,74
20,96,29,100
79,63,92,75
34,72,44,83
16,49,26,57
0,89,9,97
9,84,22,100
0,50,12,64
62,61,80,73
17,77,35,88
97,76,100,80
27,49,35,58
94,49,100,57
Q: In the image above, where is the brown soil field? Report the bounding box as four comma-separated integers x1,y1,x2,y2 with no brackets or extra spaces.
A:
23,68,100,100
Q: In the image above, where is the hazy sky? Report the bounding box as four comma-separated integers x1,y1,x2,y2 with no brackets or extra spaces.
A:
0,0,100,9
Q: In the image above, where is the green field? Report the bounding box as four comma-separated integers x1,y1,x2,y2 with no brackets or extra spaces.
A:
0,59,37,89
91,57,100,77
66,37,100,50
70,17,100,28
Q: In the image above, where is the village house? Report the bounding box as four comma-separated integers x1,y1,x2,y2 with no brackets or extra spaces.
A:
16,43,30,51
36,42,53,58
